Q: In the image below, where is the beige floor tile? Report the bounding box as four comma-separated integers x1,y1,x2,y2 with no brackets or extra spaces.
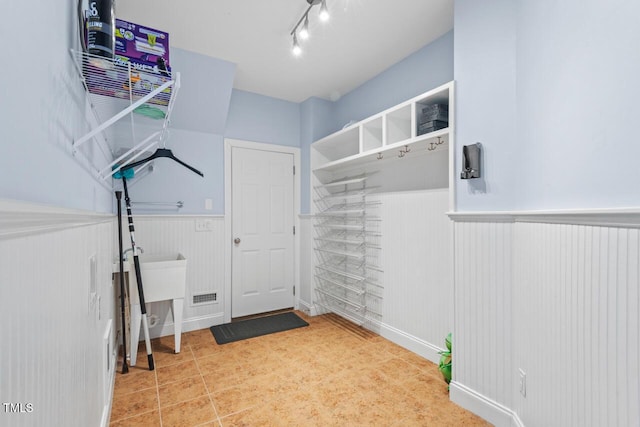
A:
110,387,158,422
152,345,195,368
197,353,244,375
112,311,489,427
114,369,157,394
210,386,263,417
161,395,217,427
110,409,161,426
156,359,200,385
191,341,226,359
158,375,208,408
202,370,241,394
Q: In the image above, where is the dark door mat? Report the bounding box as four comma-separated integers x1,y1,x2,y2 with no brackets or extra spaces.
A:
210,312,309,344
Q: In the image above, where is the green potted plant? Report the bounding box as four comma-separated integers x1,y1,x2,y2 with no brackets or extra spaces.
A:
438,333,452,389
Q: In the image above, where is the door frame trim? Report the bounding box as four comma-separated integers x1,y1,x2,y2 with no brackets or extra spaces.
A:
224,138,301,323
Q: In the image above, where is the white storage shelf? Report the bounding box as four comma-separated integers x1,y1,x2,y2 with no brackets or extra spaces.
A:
312,173,383,325
311,81,453,173
69,49,181,189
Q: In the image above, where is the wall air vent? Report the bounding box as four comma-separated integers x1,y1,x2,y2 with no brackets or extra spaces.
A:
192,292,217,306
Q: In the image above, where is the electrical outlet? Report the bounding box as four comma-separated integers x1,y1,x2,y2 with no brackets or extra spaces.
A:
195,219,214,232
519,369,526,397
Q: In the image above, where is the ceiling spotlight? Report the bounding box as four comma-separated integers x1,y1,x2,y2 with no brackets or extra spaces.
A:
299,14,309,40
290,0,333,55
292,34,302,56
319,0,330,21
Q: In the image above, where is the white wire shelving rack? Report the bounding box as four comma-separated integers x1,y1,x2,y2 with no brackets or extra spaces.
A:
313,174,384,326
69,49,181,190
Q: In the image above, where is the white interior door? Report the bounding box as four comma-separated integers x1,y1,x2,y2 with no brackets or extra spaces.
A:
231,147,295,318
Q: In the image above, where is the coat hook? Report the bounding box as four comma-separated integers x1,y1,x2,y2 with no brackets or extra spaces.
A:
403,145,411,153
377,153,383,160
428,142,437,151
437,136,444,146
398,150,405,158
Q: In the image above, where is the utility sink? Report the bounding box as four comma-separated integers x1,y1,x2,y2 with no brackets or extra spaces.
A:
125,253,187,366
128,253,187,304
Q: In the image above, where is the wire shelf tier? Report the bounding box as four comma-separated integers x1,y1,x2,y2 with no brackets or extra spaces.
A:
72,50,175,107
69,49,181,189
312,172,383,327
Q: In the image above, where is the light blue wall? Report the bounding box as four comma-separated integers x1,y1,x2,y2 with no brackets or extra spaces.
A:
330,31,454,137
454,0,518,211
120,68,302,215
516,0,640,210
455,0,640,211
122,130,224,215
225,89,301,147
170,48,235,135
0,0,113,213
111,49,234,215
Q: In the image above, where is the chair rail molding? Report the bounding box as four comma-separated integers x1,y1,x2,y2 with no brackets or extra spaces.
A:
0,198,113,240
448,207,640,228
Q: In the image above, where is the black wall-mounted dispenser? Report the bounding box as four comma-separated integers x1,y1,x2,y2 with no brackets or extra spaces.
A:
461,143,481,179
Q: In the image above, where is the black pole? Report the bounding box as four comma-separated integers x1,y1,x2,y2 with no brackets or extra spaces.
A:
121,177,155,371
115,191,129,374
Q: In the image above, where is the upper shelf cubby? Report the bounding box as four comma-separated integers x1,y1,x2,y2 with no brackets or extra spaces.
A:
312,126,360,164
362,116,383,152
311,81,454,172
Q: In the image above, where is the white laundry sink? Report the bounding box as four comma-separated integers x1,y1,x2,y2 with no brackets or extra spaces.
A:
126,253,187,365
128,253,187,304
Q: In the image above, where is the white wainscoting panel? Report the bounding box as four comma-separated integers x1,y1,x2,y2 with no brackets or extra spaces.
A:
0,204,115,427
451,216,640,427
513,222,639,427
451,220,515,425
120,215,225,338
377,189,453,362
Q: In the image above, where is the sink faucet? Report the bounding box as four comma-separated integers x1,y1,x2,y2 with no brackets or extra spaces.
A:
122,247,144,261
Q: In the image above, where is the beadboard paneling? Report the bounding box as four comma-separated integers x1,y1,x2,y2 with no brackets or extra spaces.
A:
513,222,639,427
451,217,640,427
0,215,115,427
452,220,514,417
118,215,225,337
378,189,453,362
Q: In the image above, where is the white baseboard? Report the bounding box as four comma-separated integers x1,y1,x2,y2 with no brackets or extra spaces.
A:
377,321,443,364
450,381,523,427
297,299,318,317
147,313,224,339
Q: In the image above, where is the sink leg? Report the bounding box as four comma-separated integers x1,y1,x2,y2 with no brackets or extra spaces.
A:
172,298,184,354
130,303,142,366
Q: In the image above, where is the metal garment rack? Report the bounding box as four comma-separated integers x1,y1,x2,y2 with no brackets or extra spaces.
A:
69,50,181,190
313,174,383,326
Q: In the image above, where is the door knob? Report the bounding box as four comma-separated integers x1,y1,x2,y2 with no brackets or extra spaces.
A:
234,238,241,244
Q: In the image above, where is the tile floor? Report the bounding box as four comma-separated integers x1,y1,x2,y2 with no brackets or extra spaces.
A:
110,311,491,426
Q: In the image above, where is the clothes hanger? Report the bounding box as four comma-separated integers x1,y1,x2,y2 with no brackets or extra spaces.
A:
122,148,204,177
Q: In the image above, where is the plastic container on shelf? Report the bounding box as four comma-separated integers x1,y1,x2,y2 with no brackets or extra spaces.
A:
418,120,448,135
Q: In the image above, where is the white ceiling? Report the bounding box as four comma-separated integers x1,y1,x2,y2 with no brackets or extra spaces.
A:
117,0,453,103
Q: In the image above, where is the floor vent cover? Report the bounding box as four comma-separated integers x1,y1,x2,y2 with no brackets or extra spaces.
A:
193,292,217,305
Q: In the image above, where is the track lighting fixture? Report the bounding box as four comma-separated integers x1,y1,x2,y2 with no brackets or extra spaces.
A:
292,34,302,56
319,0,330,22
290,0,331,56
299,14,309,40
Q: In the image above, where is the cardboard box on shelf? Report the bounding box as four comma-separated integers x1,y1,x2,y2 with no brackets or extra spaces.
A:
115,19,171,76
